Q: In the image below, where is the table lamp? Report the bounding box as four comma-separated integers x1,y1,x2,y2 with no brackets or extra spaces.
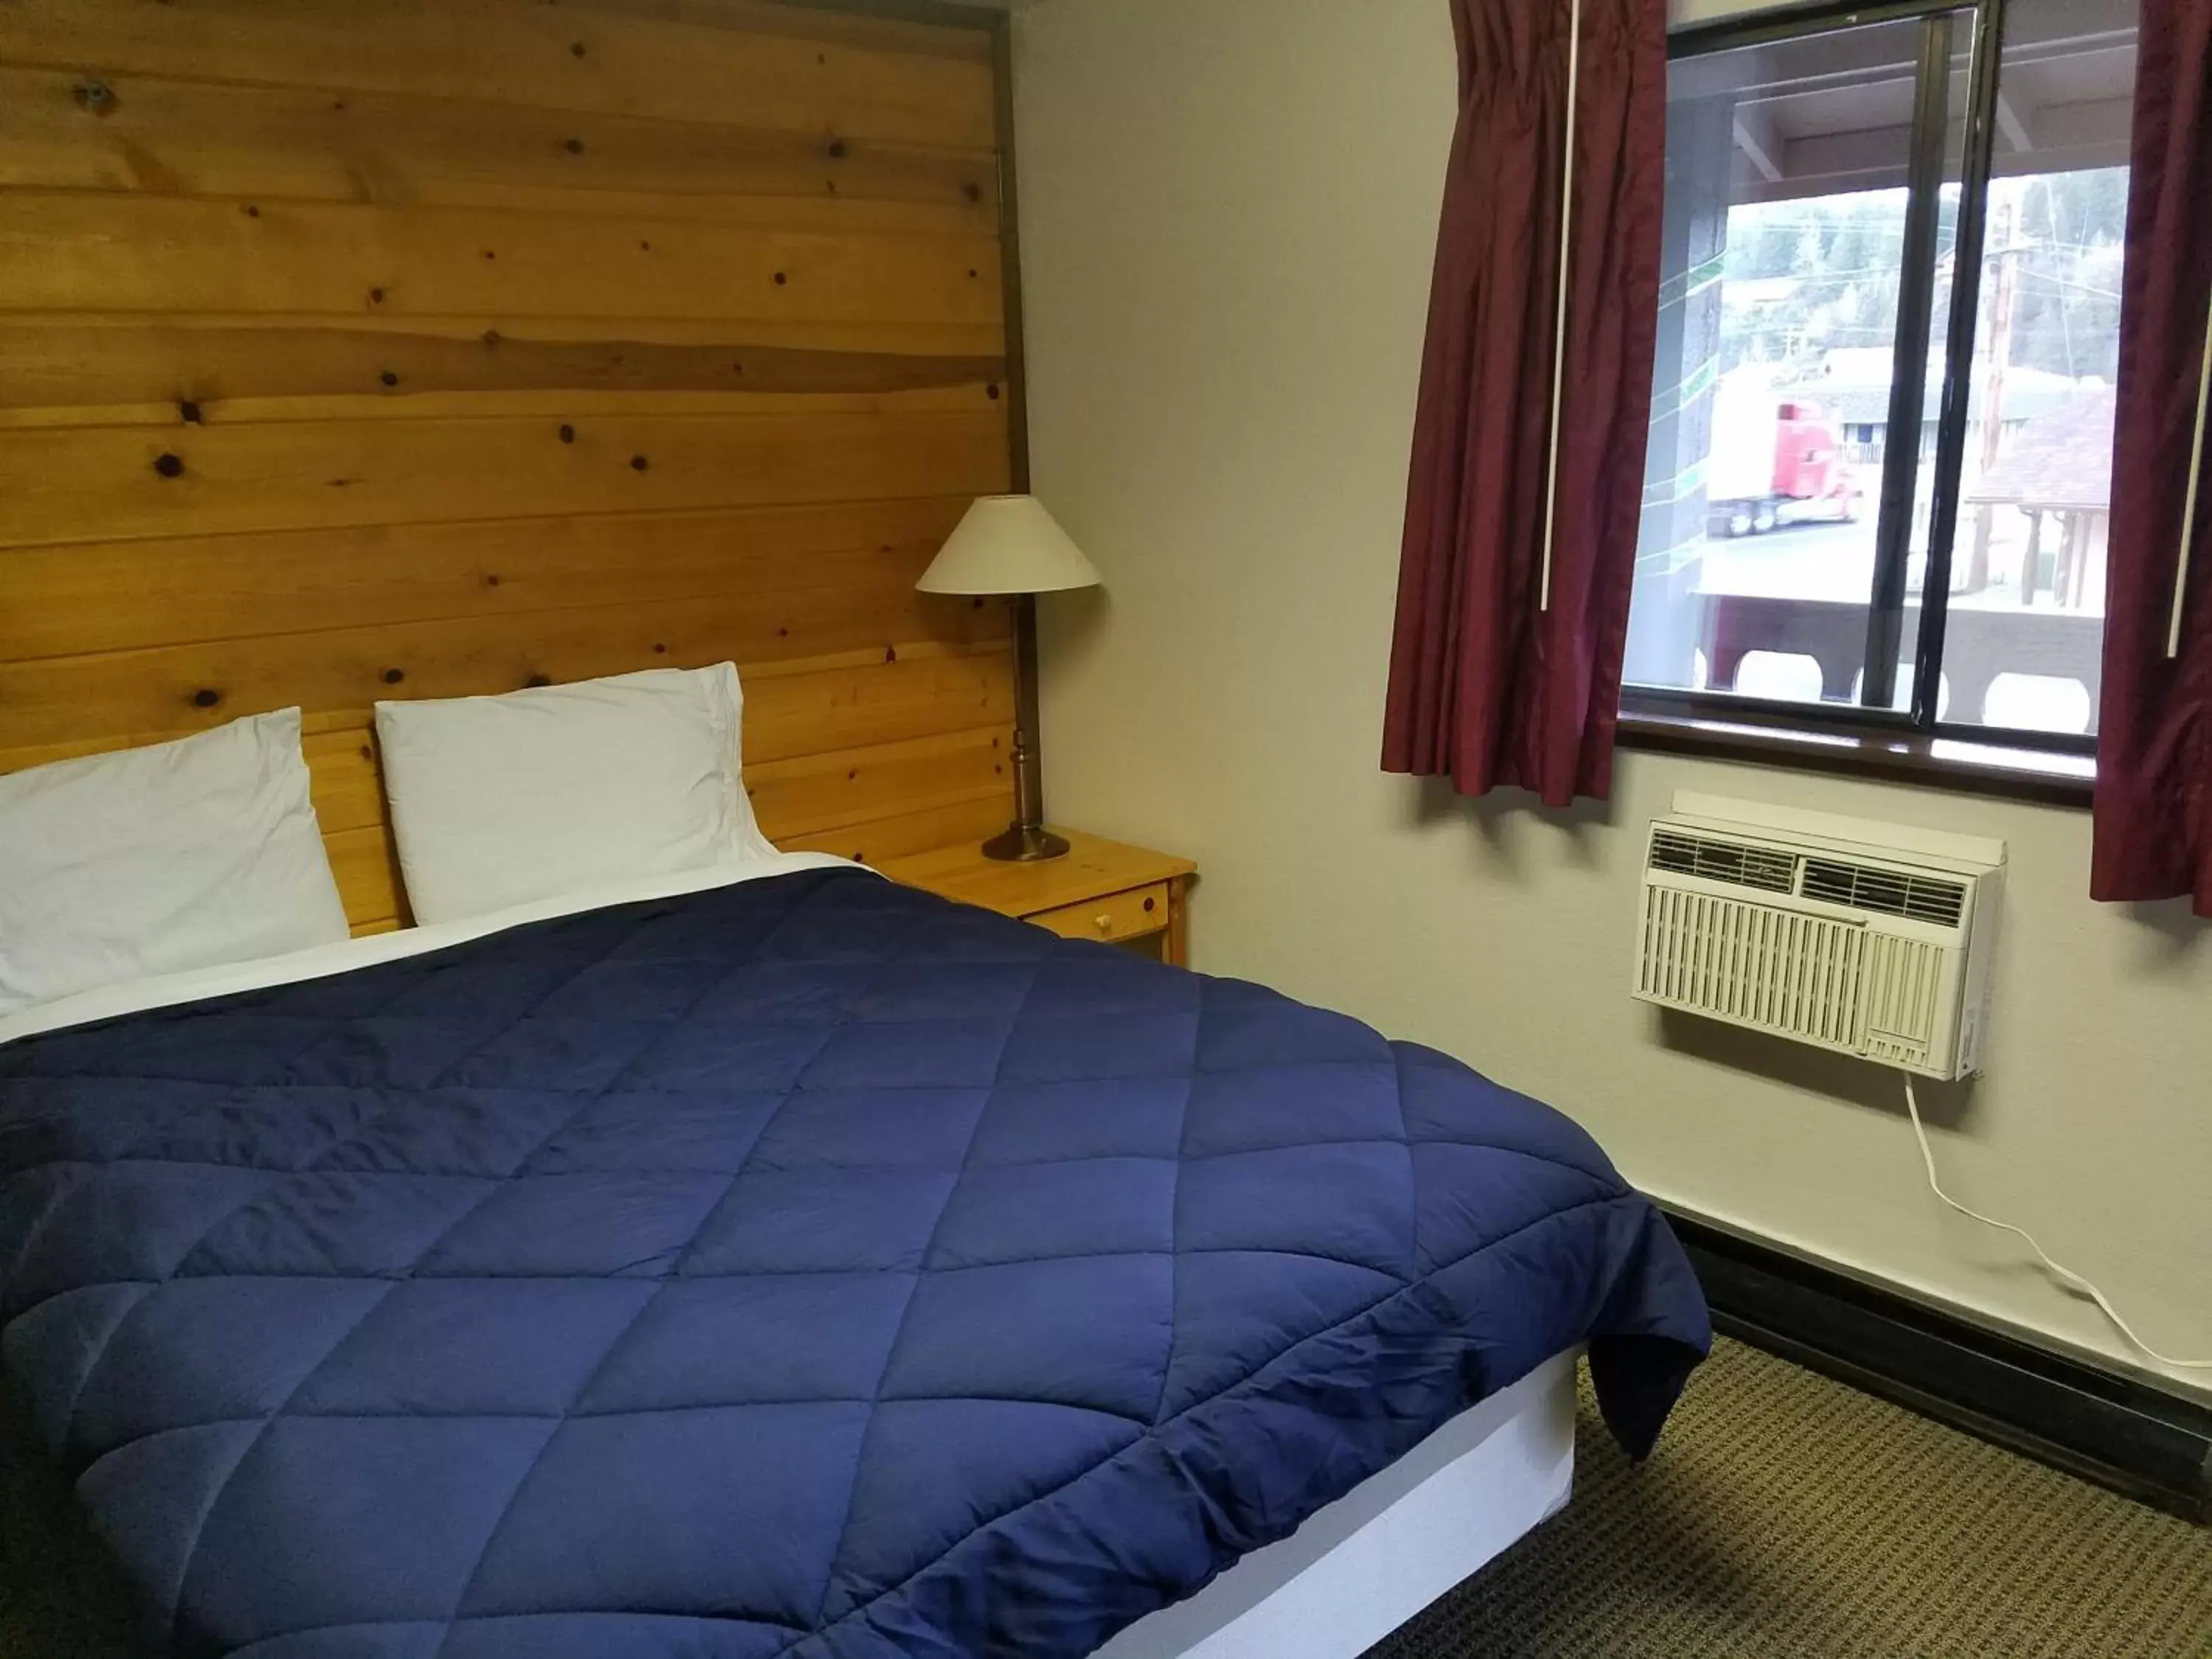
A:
917,495,1102,861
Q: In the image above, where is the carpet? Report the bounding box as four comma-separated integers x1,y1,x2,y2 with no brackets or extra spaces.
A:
1367,1335,2212,1659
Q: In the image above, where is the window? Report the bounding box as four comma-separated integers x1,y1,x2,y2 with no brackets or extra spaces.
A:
1624,0,2134,762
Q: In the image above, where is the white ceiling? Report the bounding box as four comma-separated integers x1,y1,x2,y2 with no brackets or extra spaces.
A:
1672,1,2138,203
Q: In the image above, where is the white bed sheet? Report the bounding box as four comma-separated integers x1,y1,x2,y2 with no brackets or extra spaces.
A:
0,852,862,1048
1097,1348,1580,1659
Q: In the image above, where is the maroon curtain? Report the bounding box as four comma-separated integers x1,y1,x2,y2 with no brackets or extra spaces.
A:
2093,0,2212,915
1382,0,1668,807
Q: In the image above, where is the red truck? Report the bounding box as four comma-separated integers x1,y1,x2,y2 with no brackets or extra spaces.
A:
1705,369,1864,537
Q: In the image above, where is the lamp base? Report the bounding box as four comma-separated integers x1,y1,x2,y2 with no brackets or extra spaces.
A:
983,822,1071,863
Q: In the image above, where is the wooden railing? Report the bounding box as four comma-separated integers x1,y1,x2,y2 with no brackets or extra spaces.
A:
1700,594,2104,729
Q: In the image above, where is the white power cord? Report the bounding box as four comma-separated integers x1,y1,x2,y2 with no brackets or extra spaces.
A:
1902,1073,2212,1370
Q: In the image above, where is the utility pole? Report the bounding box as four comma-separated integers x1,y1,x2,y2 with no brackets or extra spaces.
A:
1965,195,2017,597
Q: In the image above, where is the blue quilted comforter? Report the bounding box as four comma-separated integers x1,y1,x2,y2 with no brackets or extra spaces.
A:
0,868,1707,1659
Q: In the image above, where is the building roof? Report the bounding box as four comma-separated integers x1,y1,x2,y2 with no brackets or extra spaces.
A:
1965,383,2116,510
1773,355,2085,428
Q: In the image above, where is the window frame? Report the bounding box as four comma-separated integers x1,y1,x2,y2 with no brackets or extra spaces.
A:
1624,0,2108,789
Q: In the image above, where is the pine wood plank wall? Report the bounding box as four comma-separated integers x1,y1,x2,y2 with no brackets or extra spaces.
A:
0,0,1019,933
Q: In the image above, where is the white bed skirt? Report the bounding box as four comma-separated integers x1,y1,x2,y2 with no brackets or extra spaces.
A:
1095,1348,1581,1659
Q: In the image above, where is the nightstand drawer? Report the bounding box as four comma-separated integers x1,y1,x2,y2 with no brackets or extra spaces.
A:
1028,881,1172,945
880,832,1194,967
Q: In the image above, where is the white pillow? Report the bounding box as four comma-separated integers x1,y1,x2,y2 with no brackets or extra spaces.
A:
374,664,776,925
0,709,352,1017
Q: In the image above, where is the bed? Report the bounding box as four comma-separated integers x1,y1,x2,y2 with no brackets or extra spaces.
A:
0,856,1707,1659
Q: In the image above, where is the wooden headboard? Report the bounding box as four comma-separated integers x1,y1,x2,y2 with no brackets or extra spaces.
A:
0,0,1019,935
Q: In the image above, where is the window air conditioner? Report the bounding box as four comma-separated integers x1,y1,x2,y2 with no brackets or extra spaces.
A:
1632,793,2005,1082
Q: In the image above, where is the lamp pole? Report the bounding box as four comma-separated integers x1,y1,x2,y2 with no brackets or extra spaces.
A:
984,592,1069,861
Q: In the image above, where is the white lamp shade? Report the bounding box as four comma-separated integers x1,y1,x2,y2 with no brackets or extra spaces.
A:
916,495,1102,596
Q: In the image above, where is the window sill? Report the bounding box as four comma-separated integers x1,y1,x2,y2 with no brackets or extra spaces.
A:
1617,710,2096,807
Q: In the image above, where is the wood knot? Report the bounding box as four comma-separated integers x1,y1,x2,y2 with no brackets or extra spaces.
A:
368,286,386,305
773,271,788,286
178,400,204,424
557,424,575,444
987,384,1001,400
72,80,116,115
484,574,501,588
653,643,667,654
525,674,552,688
243,204,260,218
563,136,585,155
379,370,399,387
569,39,587,57
629,454,650,472
481,329,503,347
153,452,184,478
381,668,406,685
827,139,849,160
192,688,220,709
964,182,984,204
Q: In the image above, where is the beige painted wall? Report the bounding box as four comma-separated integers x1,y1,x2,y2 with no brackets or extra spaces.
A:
1011,0,2211,1401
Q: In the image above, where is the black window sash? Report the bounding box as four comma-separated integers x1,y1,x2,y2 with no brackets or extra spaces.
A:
1861,9,1964,714
1910,0,2006,728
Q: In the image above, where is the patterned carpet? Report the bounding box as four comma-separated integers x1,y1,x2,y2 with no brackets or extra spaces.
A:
1368,1336,2212,1659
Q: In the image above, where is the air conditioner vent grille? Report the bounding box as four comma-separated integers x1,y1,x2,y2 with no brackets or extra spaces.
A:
1649,830,1797,895
1635,886,1865,1051
1801,858,1967,927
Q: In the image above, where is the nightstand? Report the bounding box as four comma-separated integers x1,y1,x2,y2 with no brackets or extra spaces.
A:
880,830,1197,967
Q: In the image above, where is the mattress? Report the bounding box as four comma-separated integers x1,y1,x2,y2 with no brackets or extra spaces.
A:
1096,1346,1581,1659
0,865,1708,1658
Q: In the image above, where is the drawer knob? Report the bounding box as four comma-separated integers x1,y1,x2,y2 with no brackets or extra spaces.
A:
1095,914,1113,932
